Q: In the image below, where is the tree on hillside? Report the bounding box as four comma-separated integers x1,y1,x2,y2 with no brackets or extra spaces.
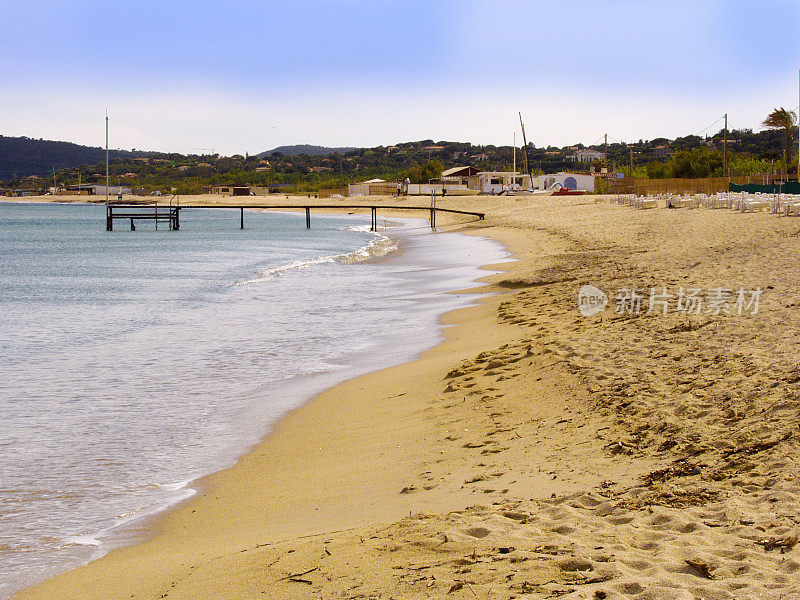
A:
405,160,444,184
670,147,723,178
762,107,797,176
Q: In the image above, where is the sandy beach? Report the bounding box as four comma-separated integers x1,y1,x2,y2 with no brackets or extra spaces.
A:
13,193,800,599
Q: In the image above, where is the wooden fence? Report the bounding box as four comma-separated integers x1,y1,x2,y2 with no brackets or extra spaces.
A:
368,183,400,196
607,174,781,195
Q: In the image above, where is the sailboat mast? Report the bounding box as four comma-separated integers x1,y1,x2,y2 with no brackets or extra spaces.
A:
518,112,531,181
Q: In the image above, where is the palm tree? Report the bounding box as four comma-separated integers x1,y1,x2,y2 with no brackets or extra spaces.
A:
762,107,797,176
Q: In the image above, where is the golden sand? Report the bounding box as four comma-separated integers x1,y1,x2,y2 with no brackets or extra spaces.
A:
13,193,800,599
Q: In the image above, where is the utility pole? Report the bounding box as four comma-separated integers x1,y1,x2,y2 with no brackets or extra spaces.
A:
513,131,516,175
723,113,728,182
797,68,799,182
105,111,110,204
629,148,634,176
604,133,608,168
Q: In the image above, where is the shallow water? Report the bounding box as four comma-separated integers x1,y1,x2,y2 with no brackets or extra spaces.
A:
0,202,510,597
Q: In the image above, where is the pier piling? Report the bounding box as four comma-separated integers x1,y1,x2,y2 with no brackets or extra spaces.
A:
104,204,485,233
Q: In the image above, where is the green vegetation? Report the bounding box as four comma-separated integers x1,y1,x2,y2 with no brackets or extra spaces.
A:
255,144,356,158
761,107,797,176
614,148,787,180
670,148,724,178
0,135,149,181
405,160,444,184
1,123,797,194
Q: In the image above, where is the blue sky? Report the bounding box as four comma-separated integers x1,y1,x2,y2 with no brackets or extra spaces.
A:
1,0,798,155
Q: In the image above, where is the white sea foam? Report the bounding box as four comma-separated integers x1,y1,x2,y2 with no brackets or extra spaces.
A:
111,486,197,528
63,535,101,547
157,480,192,492
233,229,396,286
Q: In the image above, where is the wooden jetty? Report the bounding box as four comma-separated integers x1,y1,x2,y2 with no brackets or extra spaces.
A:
106,205,180,231
105,204,485,232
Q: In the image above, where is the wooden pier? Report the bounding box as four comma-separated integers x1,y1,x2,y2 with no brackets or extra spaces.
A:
106,205,181,231
105,204,484,232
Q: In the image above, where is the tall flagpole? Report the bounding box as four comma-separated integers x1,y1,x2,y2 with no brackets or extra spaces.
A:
105,111,109,204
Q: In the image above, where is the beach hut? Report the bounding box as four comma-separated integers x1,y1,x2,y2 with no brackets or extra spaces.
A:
440,166,480,190
477,171,532,194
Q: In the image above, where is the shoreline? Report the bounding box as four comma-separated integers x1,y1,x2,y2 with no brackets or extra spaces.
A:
8,207,512,599
13,193,800,599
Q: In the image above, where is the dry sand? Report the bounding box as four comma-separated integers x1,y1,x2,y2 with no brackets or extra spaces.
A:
12,193,800,599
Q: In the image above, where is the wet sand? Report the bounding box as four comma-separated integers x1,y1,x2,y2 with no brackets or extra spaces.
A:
14,193,800,599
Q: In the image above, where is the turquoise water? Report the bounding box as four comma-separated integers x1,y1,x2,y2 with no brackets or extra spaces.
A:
0,202,509,597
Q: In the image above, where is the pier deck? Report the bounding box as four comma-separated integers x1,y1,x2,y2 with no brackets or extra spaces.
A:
105,204,485,231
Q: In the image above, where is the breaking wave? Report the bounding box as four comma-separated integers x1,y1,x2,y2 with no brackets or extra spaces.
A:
233,229,396,286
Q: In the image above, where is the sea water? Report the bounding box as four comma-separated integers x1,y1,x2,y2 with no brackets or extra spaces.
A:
0,202,509,597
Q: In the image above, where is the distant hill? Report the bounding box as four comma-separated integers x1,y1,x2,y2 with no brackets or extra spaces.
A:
0,135,148,180
255,144,357,158
1,127,790,187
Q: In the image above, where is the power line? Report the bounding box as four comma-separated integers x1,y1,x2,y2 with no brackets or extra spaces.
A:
588,134,605,147
694,115,725,138
586,116,725,150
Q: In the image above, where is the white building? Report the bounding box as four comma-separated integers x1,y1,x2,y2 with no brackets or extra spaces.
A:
533,172,595,192
477,171,532,194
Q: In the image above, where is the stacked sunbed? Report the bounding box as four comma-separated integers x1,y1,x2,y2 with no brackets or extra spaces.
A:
611,191,800,215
